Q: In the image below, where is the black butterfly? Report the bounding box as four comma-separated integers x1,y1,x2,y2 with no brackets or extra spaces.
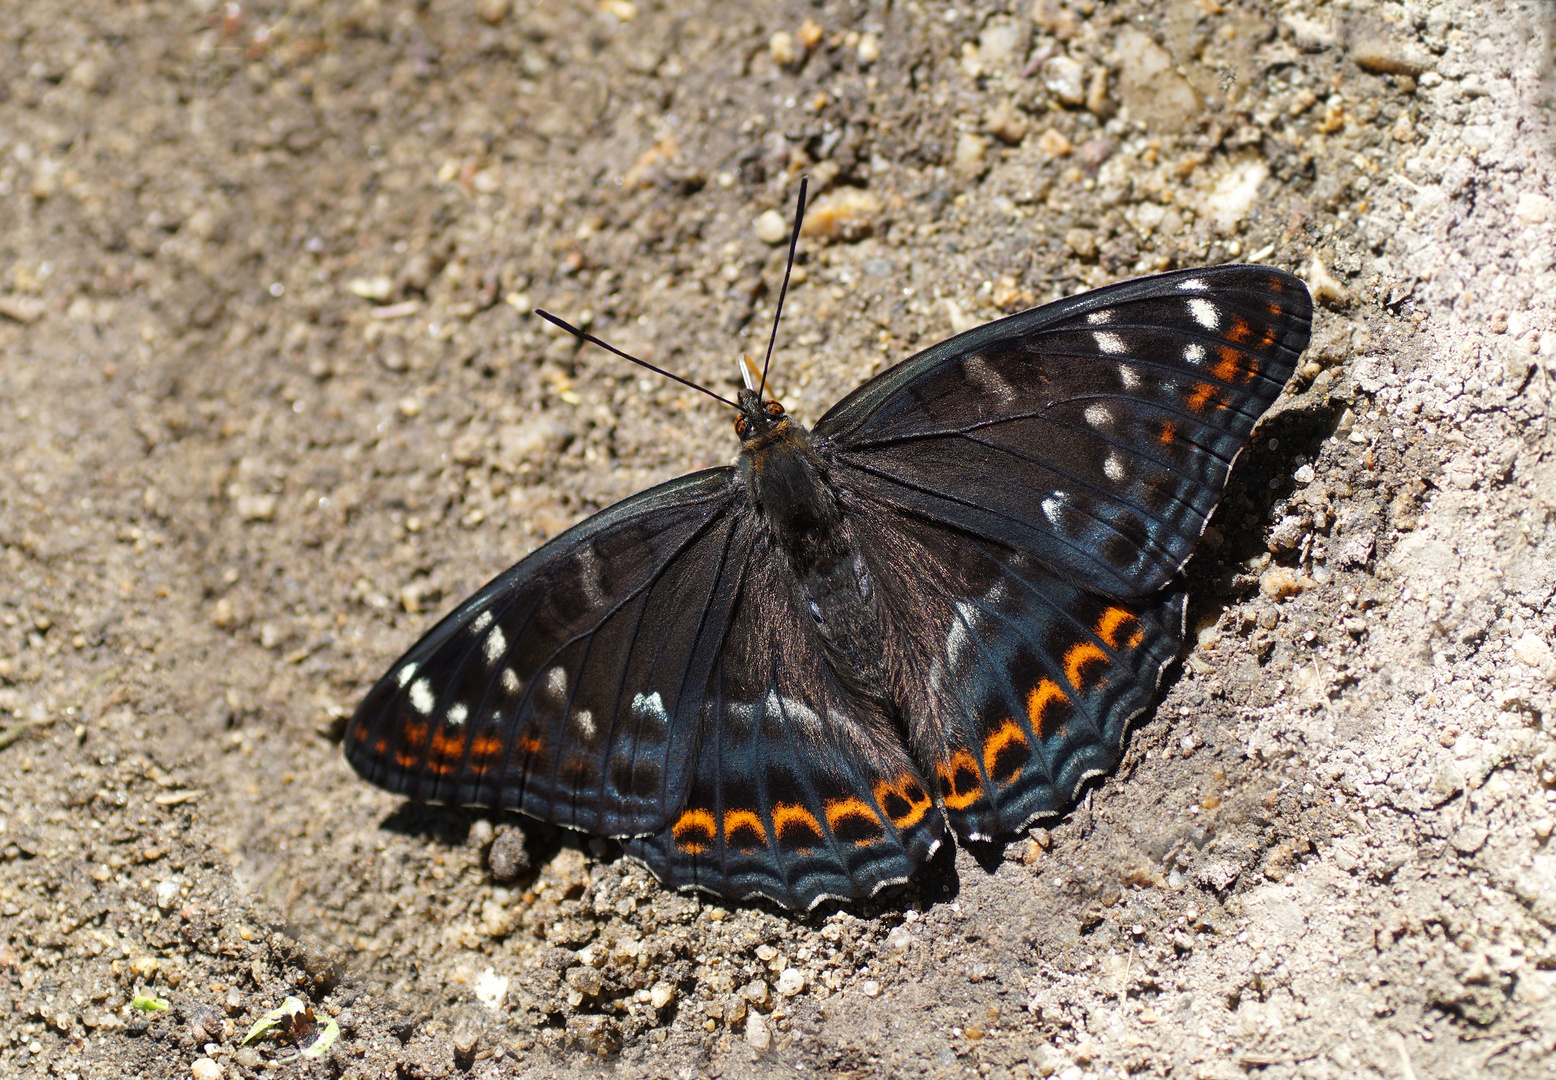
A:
345,192,1313,910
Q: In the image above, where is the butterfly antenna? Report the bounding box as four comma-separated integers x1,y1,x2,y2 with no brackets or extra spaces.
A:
757,175,808,400
533,310,740,411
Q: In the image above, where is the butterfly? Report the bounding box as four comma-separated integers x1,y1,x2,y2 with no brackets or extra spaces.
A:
344,188,1313,911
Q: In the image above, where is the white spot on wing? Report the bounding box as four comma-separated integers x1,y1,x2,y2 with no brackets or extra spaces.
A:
1183,342,1206,365
1119,365,1141,389
1087,309,1113,324
410,678,435,716
576,545,606,607
1104,453,1126,482
501,667,522,694
1042,493,1067,526
447,702,468,727
961,354,1017,404
470,610,493,634
1178,277,1210,291
483,625,507,666
1093,330,1127,355
1084,404,1112,427
1188,297,1219,330
396,662,419,688
571,708,596,740
545,666,567,699
631,691,668,724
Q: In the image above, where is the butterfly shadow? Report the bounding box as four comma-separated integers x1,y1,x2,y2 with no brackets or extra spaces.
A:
377,802,572,885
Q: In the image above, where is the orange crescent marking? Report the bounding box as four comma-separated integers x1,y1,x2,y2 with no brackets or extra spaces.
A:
399,721,429,751
772,803,823,848
672,808,717,854
982,719,1028,785
471,734,503,761
430,729,466,761
1185,383,1223,413
1026,679,1069,737
873,774,932,830
1212,344,1252,384
1158,420,1178,448
938,749,984,810
723,809,766,848
1064,641,1110,690
1225,316,1253,344
517,735,544,757
824,797,884,846
1096,606,1144,650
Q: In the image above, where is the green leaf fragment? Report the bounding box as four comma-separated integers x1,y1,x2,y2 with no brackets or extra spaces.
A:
131,995,170,1013
300,1017,340,1058
240,996,308,1046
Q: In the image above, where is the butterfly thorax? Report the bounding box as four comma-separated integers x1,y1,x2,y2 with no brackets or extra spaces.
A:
736,389,893,700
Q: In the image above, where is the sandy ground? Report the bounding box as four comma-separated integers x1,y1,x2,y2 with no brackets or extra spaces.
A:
2,0,1554,1077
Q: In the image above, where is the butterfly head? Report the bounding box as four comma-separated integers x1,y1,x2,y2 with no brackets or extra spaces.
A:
733,387,792,450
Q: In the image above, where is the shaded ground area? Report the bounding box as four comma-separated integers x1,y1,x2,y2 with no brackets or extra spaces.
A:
2,1,1554,1077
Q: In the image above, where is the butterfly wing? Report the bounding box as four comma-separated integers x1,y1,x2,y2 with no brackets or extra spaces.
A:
624,529,947,910
344,468,750,837
818,266,1311,842
841,497,1187,841
815,266,1313,599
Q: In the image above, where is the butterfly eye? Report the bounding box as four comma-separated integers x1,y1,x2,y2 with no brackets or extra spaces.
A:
734,416,749,438
764,400,784,417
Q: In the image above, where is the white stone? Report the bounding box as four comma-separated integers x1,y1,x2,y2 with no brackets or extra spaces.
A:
745,1010,772,1051
754,210,788,246
776,968,805,997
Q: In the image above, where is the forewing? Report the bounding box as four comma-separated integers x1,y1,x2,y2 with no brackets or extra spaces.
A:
344,468,747,837
625,537,947,910
843,495,1187,843
816,266,1313,598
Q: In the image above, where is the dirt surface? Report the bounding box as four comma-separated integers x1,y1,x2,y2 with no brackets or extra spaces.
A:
3,0,1555,1077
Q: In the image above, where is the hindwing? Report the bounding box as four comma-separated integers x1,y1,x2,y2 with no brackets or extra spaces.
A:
625,532,947,910
842,496,1187,842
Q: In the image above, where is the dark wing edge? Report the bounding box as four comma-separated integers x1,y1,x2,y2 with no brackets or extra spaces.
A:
814,265,1312,445
344,466,747,838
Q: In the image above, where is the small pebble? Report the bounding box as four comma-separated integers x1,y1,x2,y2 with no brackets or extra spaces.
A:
1039,128,1072,157
487,824,530,882
776,968,805,997
984,99,1029,144
190,1059,222,1080
1293,464,1316,485
1063,227,1095,259
953,132,989,178
1350,37,1429,76
1042,55,1086,106
861,980,881,997
754,210,789,246
801,188,881,243
650,982,676,1010
796,18,822,52
745,1011,772,1051
857,33,880,64
769,31,799,67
